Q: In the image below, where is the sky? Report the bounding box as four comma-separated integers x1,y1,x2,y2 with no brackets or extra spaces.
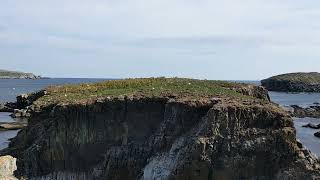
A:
0,0,320,80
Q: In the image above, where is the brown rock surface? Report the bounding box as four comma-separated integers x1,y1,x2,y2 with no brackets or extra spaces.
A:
0,78,319,180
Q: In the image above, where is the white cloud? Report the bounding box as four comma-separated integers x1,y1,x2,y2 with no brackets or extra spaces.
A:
0,0,320,79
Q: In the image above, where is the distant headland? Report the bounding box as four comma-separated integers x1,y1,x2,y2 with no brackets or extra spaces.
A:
261,72,320,92
0,69,45,79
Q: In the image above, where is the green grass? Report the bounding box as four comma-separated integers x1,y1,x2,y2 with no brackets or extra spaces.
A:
269,72,320,84
35,78,255,105
0,70,33,78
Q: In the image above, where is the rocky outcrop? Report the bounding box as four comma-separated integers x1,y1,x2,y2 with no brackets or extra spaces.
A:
10,109,31,118
16,90,47,109
0,69,42,79
301,123,320,139
0,155,17,180
232,85,270,101
0,102,17,112
290,105,320,118
261,72,320,92
1,78,319,179
1,97,319,179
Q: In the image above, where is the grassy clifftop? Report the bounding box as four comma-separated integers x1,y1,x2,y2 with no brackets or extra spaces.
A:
265,72,320,84
261,72,320,92
35,78,267,105
0,69,40,79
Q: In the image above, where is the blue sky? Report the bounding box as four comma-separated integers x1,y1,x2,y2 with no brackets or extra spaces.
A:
0,0,320,80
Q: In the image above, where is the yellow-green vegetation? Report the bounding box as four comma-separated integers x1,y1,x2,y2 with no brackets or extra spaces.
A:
36,78,255,105
269,72,320,84
0,69,37,79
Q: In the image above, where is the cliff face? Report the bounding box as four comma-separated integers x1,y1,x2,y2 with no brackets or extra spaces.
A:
261,72,320,92
1,78,319,179
0,69,42,79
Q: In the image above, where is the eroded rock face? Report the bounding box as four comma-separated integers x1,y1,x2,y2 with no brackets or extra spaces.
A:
0,155,17,180
1,95,319,180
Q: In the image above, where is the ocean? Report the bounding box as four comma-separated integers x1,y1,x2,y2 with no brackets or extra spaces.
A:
0,79,319,158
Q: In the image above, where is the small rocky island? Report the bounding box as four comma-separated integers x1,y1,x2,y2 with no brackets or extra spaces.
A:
0,78,320,179
0,69,42,79
261,72,320,92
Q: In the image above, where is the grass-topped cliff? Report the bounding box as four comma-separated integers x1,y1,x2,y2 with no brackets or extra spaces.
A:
261,72,320,92
35,78,269,106
3,77,320,180
0,69,41,79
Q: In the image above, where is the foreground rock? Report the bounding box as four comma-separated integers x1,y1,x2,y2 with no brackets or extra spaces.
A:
0,155,17,180
1,78,319,180
261,72,320,92
290,105,320,118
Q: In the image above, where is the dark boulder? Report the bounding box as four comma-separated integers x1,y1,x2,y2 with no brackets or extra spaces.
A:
315,132,320,138
16,90,46,109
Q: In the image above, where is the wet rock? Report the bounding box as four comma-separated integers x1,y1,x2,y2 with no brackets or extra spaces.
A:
290,105,320,118
315,132,320,138
0,102,16,112
0,155,17,180
302,123,320,129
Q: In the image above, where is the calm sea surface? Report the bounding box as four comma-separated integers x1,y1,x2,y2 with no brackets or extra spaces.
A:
0,79,319,158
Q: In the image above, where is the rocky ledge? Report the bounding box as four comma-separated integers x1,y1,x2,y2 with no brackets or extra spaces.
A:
261,72,320,92
290,105,320,118
0,78,319,180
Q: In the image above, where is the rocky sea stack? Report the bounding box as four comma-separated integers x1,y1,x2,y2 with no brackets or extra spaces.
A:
261,72,320,92
1,78,319,180
0,69,42,79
